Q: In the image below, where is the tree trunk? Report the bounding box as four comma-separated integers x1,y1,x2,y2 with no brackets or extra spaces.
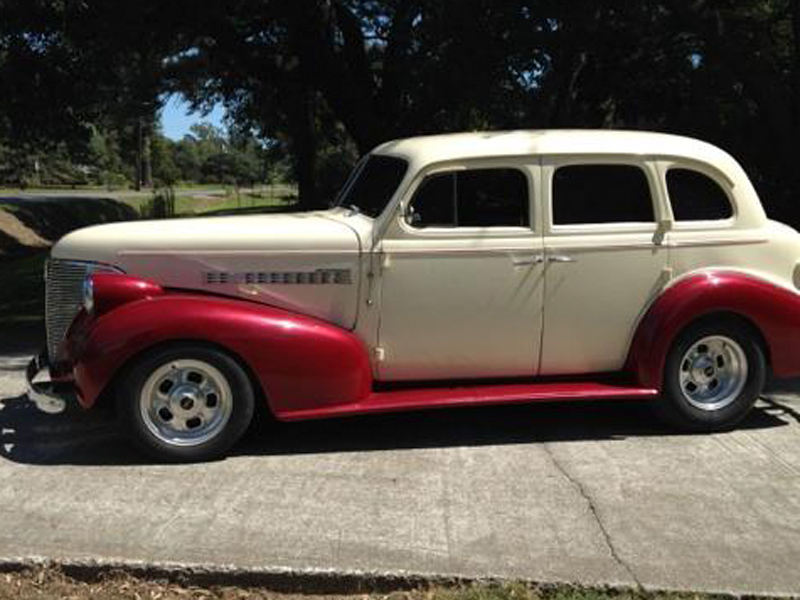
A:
792,0,800,174
282,84,320,211
294,144,317,211
135,118,143,191
788,0,800,223
285,0,388,154
142,125,153,188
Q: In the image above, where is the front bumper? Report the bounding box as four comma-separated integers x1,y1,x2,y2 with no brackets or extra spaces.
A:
26,350,69,414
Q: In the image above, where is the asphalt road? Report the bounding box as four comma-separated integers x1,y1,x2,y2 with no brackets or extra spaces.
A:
1,345,799,596
2,189,229,199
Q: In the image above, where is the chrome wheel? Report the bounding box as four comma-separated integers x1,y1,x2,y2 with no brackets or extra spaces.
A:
678,335,748,411
139,359,233,447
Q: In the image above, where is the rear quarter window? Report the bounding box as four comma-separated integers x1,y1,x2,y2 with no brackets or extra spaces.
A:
666,168,733,221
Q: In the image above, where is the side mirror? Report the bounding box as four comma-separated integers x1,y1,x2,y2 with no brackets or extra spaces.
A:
404,205,422,227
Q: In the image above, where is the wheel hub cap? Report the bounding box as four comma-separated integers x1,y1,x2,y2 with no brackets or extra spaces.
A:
139,359,234,447
678,335,748,411
689,356,716,384
172,385,200,412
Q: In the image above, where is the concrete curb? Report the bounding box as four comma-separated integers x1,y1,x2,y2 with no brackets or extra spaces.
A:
0,555,654,596
0,556,497,594
1,555,791,598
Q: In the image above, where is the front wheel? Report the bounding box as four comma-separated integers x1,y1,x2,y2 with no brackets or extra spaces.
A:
117,344,255,462
654,319,766,432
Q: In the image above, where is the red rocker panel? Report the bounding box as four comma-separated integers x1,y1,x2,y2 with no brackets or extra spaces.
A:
279,380,658,421
627,270,800,388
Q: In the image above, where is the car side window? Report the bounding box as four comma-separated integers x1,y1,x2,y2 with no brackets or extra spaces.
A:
552,164,654,225
409,168,529,228
409,172,456,227
667,168,733,221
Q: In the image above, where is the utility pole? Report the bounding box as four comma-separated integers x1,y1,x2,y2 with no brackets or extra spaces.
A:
136,117,143,191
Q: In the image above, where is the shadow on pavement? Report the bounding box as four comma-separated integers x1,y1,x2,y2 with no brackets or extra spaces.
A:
0,394,132,465
0,321,45,357
0,387,796,467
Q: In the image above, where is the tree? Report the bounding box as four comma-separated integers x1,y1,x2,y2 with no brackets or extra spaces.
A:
3,0,800,223
0,0,198,188
151,135,180,186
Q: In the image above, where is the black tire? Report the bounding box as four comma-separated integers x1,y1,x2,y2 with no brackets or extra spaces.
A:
653,318,766,432
117,344,255,462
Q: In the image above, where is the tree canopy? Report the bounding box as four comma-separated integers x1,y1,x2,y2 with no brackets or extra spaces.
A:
1,0,799,221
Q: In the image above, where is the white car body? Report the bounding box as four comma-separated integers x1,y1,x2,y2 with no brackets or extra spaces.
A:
32,129,800,460
51,130,800,381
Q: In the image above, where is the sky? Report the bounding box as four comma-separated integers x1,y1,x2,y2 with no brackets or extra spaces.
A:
160,94,226,140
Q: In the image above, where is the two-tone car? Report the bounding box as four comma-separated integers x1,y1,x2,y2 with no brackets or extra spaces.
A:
27,130,800,461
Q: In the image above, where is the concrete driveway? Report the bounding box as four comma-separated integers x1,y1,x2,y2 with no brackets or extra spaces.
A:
0,342,799,596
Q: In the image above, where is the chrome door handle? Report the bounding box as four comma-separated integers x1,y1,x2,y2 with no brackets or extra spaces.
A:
512,255,545,267
548,255,576,263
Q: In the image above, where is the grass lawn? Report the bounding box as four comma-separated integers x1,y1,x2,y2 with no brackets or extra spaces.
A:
0,183,299,218
0,567,731,600
168,185,299,216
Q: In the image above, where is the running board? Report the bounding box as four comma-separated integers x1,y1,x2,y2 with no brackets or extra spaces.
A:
278,380,659,421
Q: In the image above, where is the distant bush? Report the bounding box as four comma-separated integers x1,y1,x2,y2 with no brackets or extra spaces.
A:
139,187,175,219
101,171,129,190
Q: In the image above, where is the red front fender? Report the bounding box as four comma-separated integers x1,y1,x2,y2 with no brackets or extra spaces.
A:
626,271,800,388
68,291,372,416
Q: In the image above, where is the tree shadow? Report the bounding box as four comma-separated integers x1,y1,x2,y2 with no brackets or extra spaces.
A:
0,390,794,467
0,321,45,356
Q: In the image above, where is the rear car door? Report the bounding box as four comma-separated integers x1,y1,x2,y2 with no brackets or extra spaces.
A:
540,157,669,375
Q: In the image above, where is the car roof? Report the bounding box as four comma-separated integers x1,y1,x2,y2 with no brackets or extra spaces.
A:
372,129,737,169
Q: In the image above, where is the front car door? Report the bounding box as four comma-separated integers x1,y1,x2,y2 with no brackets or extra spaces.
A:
376,161,545,381
540,156,670,375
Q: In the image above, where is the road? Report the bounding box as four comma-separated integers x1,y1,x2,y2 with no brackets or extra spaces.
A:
1,189,228,199
1,343,799,595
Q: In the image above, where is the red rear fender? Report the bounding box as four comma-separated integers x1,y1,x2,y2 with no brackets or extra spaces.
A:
627,271,800,388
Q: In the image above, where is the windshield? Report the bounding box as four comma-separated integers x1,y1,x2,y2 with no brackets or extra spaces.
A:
336,154,408,218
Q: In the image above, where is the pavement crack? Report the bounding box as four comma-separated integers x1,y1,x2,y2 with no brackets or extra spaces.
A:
439,455,455,565
542,443,642,589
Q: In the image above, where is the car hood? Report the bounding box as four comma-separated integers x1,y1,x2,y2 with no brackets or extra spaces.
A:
52,209,370,329
53,211,363,263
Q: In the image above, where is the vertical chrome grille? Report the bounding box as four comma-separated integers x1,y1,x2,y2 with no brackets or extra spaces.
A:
45,259,122,362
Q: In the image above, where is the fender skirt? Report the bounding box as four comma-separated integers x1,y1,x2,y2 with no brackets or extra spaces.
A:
67,292,372,414
626,271,800,388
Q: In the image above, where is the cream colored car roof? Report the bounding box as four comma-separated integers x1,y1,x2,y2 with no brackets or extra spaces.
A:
373,129,738,170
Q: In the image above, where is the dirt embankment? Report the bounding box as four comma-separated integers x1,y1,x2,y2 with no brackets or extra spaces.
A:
0,196,138,259
0,210,49,250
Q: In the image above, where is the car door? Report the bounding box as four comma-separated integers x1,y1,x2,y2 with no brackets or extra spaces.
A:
540,157,670,375
376,162,545,381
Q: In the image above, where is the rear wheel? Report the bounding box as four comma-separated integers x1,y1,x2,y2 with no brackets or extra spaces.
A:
117,344,255,462
654,319,766,431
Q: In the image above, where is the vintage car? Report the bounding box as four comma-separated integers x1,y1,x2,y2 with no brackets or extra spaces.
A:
27,130,800,461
